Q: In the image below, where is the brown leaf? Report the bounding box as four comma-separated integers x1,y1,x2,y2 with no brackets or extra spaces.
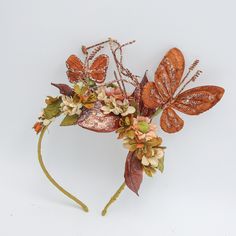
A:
77,101,120,132
173,86,225,115
155,48,185,101
132,72,156,117
124,151,143,195
142,82,161,109
51,83,74,96
160,107,184,133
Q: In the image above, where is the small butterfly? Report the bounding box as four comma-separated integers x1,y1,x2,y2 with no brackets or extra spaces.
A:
66,54,109,83
142,48,224,133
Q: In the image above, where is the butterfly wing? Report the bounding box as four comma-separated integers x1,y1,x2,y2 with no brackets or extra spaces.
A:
142,82,163,109
160,85,224,133
142,48,185,109
160,107,184,133
155,47,185,101
66,55,85,83
172,86,225,115
89,54,109,83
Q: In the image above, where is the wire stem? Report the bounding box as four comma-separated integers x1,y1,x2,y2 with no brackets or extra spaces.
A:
37,125,89,212
86,39,110,50
101,182,126,216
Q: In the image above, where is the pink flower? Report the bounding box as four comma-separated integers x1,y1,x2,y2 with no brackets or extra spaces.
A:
105,87,125,100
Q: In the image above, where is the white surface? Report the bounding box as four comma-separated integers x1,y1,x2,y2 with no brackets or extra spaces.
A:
0,0,235,235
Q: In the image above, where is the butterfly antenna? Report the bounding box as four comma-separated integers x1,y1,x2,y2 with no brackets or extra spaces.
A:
180,59,199,86
191,70,203,82
88,46,104,61
175,70,203,97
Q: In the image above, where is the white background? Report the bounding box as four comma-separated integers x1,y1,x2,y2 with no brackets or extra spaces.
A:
0,0,235,235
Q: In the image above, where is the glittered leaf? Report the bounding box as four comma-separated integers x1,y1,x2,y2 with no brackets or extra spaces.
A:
142,82,161,109
60,114,79,126
77,101,120,132
132,72,156,117
173,86,225,115
124,152,143,195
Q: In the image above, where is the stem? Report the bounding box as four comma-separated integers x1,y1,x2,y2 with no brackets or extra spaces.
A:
114,70,123,92
151,107,163,119
38,125,89,212
109,40,127,98
101,182,126,216
86,39,110,50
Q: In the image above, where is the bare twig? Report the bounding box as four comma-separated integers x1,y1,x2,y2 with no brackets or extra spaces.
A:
86,39,110,50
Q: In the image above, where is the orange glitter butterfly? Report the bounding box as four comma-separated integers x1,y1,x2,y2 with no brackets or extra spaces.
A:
142,48,224,133
66,54,109,83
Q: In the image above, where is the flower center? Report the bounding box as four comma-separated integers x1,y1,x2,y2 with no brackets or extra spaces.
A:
137,121,149,133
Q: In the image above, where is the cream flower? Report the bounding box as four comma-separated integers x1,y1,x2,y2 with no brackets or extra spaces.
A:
97,86,108,101
60,95,82,116
119,99,136,116
101,97,135,116
141,148,164,168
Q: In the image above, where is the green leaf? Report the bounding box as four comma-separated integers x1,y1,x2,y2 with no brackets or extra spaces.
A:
74,84,81,94
157,157,164,173
146,137,162,147
143,166,156,177
60,114,79,126
85,78,96,87
44,98,62,119
107,83,118,88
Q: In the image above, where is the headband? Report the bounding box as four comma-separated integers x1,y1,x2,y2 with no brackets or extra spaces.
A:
33,38,224,216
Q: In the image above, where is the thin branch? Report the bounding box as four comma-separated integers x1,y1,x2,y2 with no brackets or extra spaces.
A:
109,39,127,97
85,39,110,50
112,39,139,85
114,70,125,94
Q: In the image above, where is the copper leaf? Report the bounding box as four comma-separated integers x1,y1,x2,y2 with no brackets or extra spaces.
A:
77,101,120,132
51,83,74,96
124,151,143,195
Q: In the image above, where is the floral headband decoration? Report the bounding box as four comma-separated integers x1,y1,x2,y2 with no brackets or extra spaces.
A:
33,38,224,216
